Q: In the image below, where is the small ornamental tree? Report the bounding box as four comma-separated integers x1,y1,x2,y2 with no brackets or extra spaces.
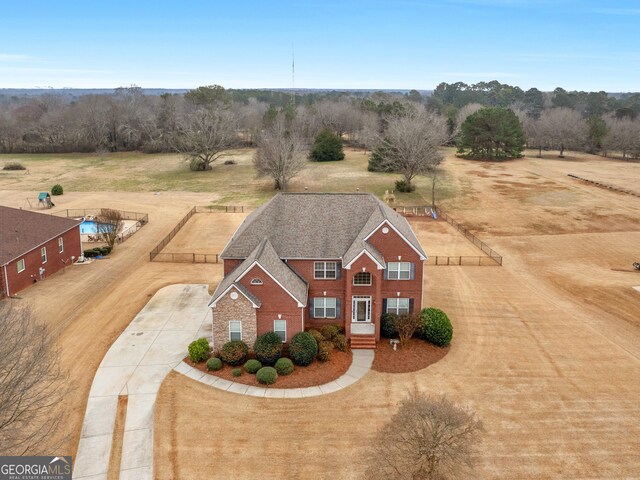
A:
395,313,422,347
309,129,345,162
458,107,525,160
365,391,483,480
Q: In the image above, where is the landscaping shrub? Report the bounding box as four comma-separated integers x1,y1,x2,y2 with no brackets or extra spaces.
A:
99,247,110,255
83,249,98,258
318,340,333,362
320,324,339,341
244,359,262,374
206,357,222,371
419,308,453,347
381,313,399,338
51,184,64,195
395,179,415,193
308,329,324,345
395,313,422,347
232,368,242,377
253,332,283,365
188,337,210,363
256,366,278,385
274,357,294,376
2,162,26,171
288,332,318,366
333,333,348,352
220,340,249,366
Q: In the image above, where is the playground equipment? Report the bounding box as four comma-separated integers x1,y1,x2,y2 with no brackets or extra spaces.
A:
38,192,54,209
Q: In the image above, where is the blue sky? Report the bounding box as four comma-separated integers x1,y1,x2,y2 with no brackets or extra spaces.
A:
1,0,638,91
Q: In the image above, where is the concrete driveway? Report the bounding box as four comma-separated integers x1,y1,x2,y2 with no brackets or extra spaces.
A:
73,284,211,480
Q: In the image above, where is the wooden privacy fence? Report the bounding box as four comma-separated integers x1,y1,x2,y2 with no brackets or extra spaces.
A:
151,253,220,264
394,205,503,266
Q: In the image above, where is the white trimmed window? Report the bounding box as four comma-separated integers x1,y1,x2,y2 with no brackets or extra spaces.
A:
250,278,263,285
314,261,337,279
58,237,64,253
314,297,337,318
229,321,242,341
17,259,25,273
41,247,47,264
387,262,411,280
274,320,286,342
353,272,371,286
387,298,410,315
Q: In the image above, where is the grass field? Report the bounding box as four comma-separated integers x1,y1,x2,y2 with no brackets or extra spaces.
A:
0,147,458,206
1,147,639,478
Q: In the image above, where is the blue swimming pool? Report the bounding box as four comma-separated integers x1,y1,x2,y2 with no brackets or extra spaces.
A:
80,221,114,235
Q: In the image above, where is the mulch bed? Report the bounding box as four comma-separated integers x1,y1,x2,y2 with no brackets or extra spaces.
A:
372,337,449,373
185,349,352,389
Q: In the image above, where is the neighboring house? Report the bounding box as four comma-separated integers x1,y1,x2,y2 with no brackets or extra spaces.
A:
208,193,426,349
0,206,82,298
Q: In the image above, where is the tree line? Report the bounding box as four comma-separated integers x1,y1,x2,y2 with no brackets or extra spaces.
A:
1,82,638,163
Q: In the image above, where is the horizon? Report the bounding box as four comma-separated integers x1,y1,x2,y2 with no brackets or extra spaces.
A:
1,0,639,91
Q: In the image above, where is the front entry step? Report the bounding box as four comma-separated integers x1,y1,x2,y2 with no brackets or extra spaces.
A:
350,335,377,349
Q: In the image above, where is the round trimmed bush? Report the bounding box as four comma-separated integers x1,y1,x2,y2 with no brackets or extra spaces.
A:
51,184,64,195
220,340,249,366
333,333,348,352
274,357,294,376
256,366,278,385
188,337,210,363
253,332,283,365
318,340,333,362
308,329,325,345
206,357,222,371
288,332,318,366
419,308,453,347
232,368,242,377
381,313,398,338
320,324,339,340
244,359,262,374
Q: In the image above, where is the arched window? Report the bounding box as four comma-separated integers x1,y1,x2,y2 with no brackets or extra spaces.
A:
353,272,372,286
250,278,263,285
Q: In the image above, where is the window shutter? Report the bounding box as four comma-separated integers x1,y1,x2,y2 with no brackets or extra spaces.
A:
336,298,341,319
309,298,315,319
384,266,389,280
336,262,342,279
409,299,414,314
410,263,415,280
382,299,387,314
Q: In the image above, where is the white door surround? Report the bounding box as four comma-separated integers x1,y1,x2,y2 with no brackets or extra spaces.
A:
352,296,371,323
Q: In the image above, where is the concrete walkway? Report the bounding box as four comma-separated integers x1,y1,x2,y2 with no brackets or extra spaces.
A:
73,284,211,480
73,283,375,479
174,349,375,398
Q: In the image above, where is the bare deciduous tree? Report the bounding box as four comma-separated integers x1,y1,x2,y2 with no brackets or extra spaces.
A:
538,107,586,157
172,105,238,171
0,302,67,455
603,116,640,159
394,313,422,347
97,208,124,248
254,117,307,191
377,108,448,190
365,391,483,480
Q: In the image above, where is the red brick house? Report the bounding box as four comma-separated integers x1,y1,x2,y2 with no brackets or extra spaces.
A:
208,193,426,349
0,206,82,298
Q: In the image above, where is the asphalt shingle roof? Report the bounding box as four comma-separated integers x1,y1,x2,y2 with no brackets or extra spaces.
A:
0,206,81,266
221,193,426,260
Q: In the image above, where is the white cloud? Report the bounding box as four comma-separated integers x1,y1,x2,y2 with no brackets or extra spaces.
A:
0,54,33,62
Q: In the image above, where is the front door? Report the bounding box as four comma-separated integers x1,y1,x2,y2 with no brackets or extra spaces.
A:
352,296,371,322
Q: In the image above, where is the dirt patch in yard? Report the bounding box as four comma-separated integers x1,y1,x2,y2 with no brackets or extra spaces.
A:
372,337,449,373
185,349,352,388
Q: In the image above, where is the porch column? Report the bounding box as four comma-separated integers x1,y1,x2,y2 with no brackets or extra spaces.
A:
374,271,382,341
344,269,352,339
